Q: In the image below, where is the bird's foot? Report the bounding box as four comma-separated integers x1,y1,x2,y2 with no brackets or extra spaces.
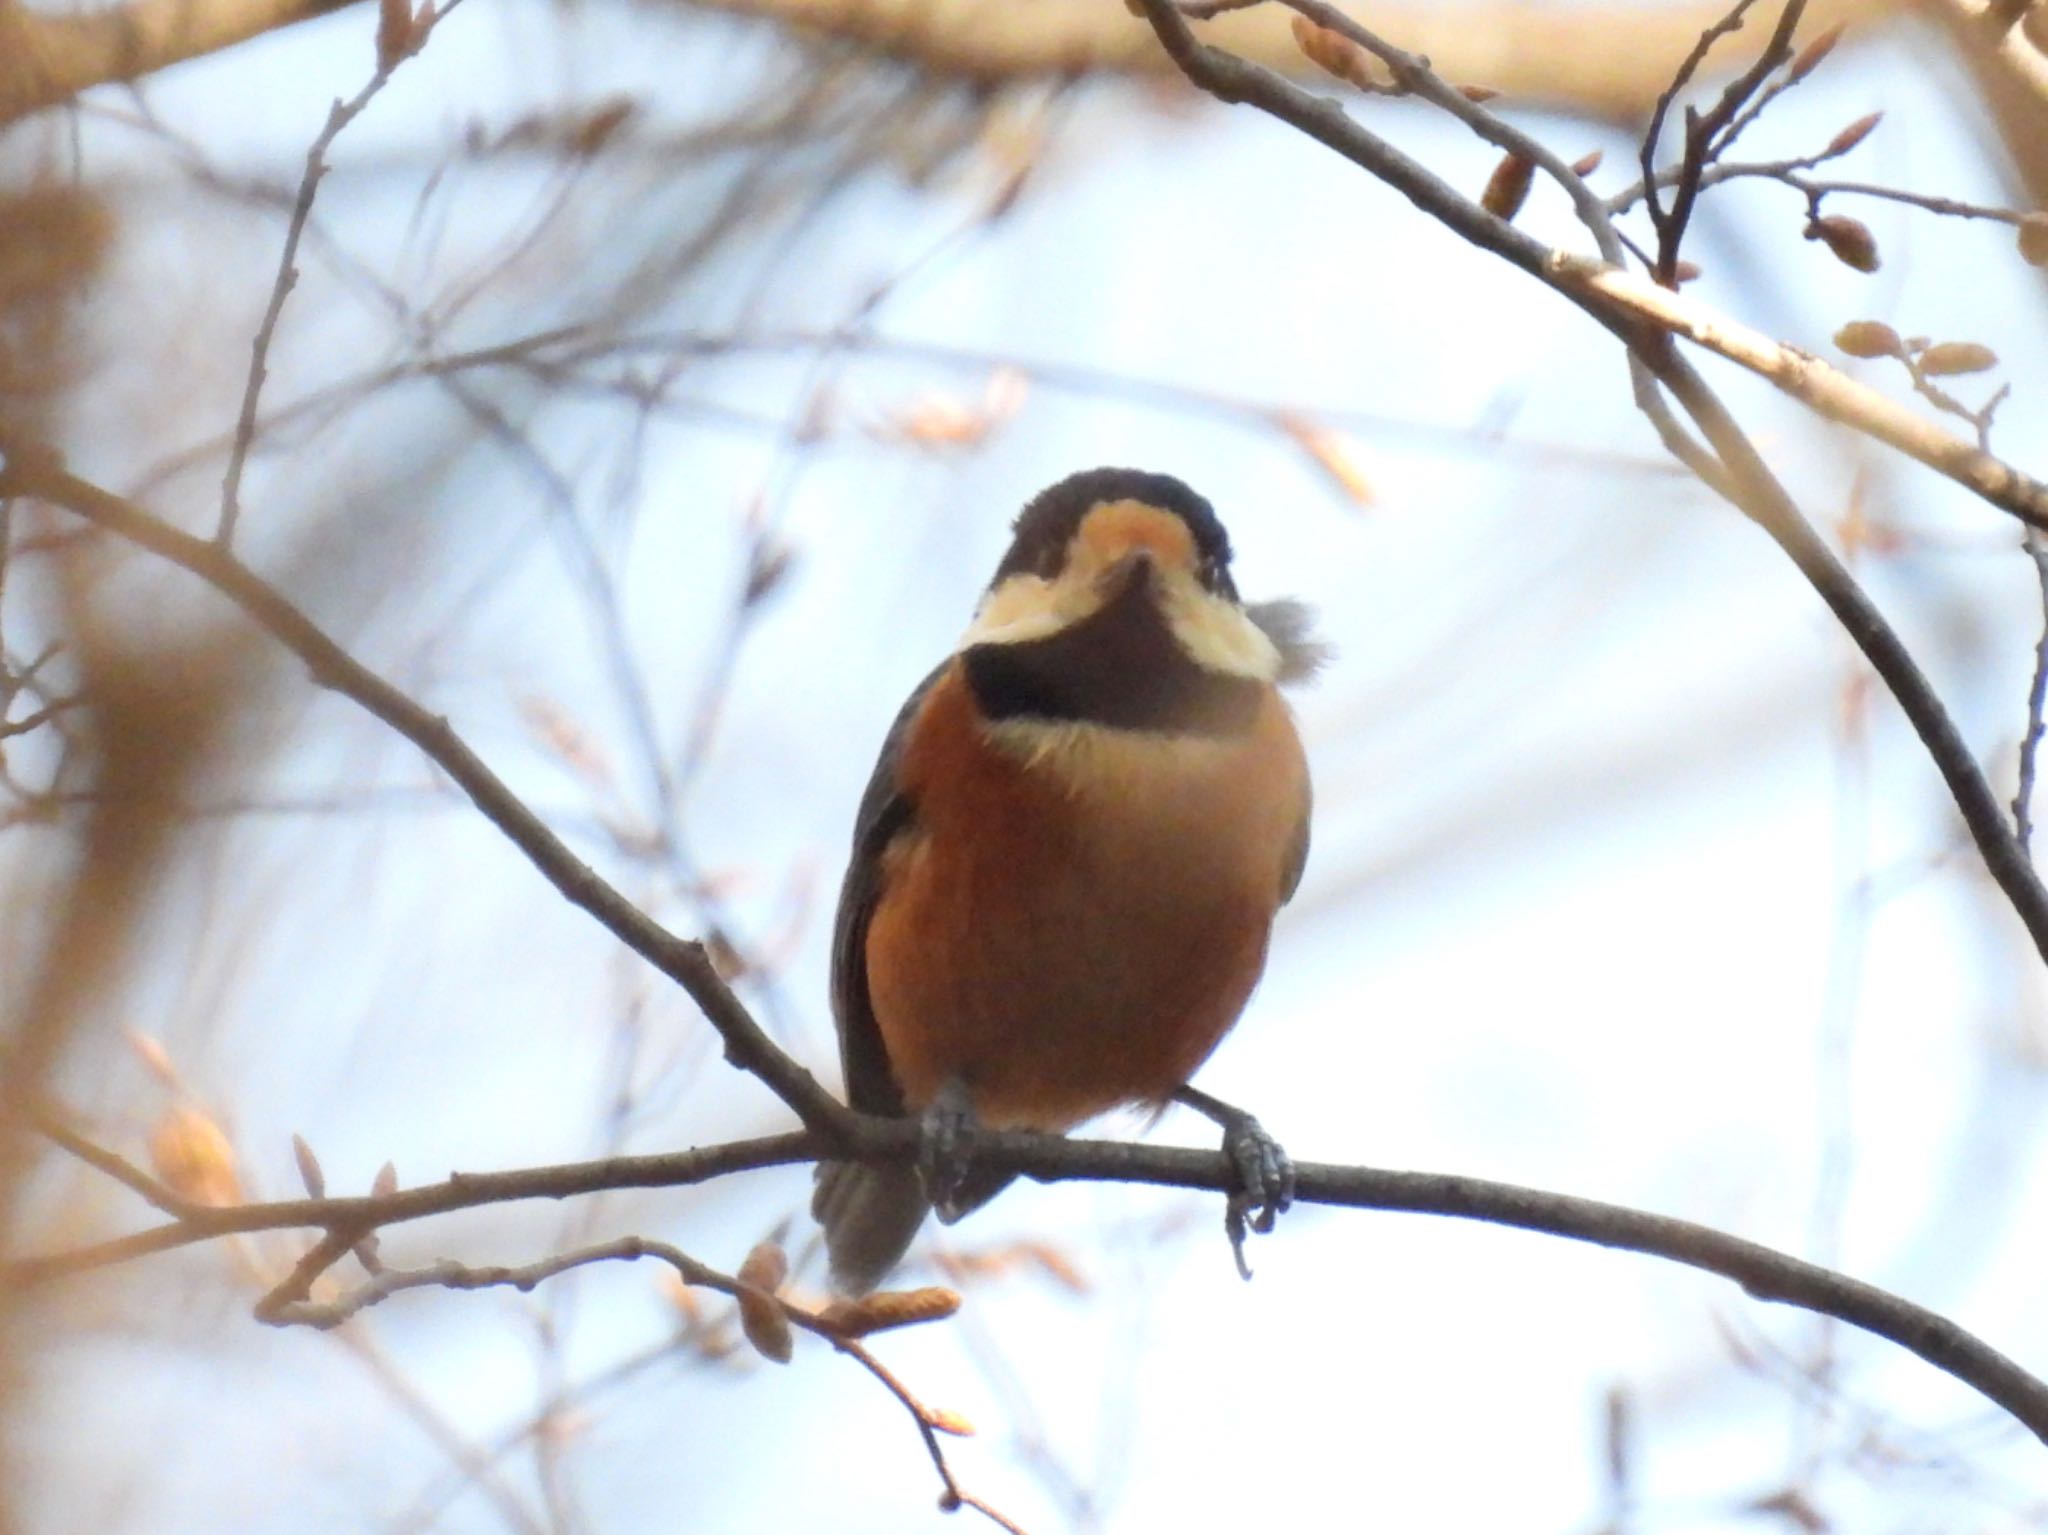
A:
918,1078,981,1223
1173,1084,1294,1280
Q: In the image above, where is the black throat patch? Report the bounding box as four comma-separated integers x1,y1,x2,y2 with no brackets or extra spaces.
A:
963,563,1264,737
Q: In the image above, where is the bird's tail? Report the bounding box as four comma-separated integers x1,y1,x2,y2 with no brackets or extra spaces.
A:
812,1160,929,1296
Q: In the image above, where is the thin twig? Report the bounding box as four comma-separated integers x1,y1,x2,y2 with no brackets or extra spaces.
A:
1266,0,1733,490
0,445,852,1136
336,1328,555,1535
215,0,467,544
0,696,84,740
1849,343,2045,861
12,1129,824,1280
218,73,392,546
2018,535,2048,855
1654,0,1809,283
253,1226,361,1322
1640,0,1765,269
1545,256,2048,532
35,1110,198,1218
1613,159,2034,227
263,1234,1027,1533
1145,0,2048,963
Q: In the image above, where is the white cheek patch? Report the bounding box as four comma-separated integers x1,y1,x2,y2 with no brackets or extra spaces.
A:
961,562,1282,684
962,571,1098,648
1157,578,1283,682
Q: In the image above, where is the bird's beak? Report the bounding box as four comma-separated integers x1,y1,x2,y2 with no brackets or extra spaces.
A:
1098,548,1157,601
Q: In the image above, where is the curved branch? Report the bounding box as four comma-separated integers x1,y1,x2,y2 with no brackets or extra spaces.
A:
0,446,2043,1445
0,0,354,125
1547,253,2048,530
15,1116,2048,1446
0,0,1897,129
1133,0,2048,965
0,438,854,1140
11,1129,826,1277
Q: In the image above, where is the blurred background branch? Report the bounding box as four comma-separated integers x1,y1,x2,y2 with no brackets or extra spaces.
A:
2,0,1897,126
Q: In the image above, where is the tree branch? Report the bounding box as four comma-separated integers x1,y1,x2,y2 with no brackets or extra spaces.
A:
4,438,2045,1445
219,59,411,545
2019,532,2048,854
15,1116,2048,1447
254,1231,1024,1532
1134,0,2048,968
36,1109,199,1218
0,0,1897,129
0,438,854,1139
1544,252,2048,531
13,1129,828,1277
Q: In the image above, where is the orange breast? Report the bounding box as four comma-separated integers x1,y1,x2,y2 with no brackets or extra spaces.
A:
863,661,1308,1131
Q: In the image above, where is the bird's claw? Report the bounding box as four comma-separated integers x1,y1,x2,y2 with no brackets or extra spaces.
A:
1174,1085,1293,1279
1218,1111,1293,1281
917,1078,980,1222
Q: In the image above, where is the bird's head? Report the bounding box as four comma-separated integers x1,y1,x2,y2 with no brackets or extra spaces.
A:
965,468,1281,678
960,469,1320,737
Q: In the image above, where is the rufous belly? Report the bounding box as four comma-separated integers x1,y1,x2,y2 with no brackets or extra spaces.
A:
864,664,1305,1130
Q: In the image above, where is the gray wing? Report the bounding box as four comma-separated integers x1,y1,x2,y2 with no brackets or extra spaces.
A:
814,661,951,1293
829,659,949,1118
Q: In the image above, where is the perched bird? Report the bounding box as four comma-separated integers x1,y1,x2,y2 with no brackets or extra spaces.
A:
812,468,1322,1295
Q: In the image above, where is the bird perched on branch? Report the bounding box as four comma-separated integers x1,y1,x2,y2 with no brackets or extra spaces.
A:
813,467,1323,1294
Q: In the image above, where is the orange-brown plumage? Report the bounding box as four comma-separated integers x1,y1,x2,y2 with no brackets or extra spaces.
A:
812,467,1320,1294
867,660,1307,1130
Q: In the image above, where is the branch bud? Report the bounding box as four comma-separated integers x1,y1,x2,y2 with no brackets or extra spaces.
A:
1570,150,1604,178
737,1240,793,1364
1290,15,1378,90
1918,341,1997,376
1833,320,1901,358
1787,23,1845,82
148,1107,241,1207
1481,152,1535,222
2020,212,2048,268
817,1286,963,1339
376,0,413,72
1804,214,1880,273
1824,111,1882,157
292,1133,327,1198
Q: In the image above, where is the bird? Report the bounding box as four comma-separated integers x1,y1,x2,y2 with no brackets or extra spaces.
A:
812,467,1323,1295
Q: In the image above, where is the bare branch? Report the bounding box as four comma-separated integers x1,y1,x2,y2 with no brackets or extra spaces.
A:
5,434,2048,1446
1135,0,2048,964
260,1232,1023,1532
219,66,404,544
17,1114,2048,1448
1640,0,1798,283
2019,535,2048,854
35,1110,199,1219
0,441,853,1137
0,0,1898,129
1545,254,2048,531
1612,157,2038,228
